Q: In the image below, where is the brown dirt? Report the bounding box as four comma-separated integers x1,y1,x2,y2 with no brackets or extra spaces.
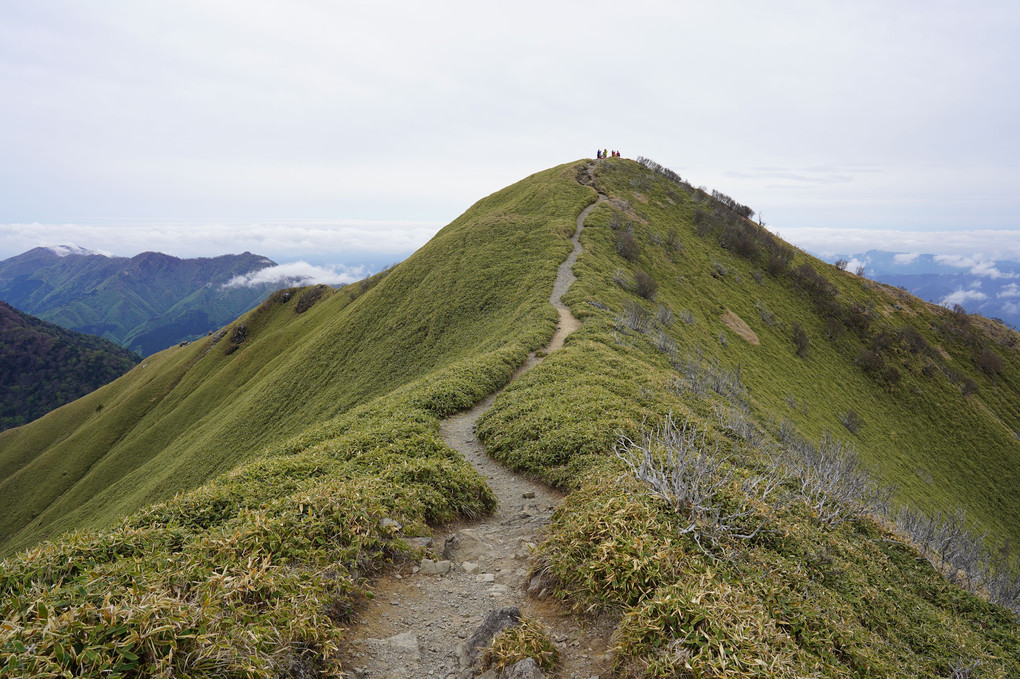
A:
721,310,760,345
339,187,611,678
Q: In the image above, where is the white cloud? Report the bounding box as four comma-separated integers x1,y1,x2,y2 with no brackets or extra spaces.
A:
933,254,1016,279
940,289,988,307
45,243,112,257
223,261,365,289
893,252,920,265
775,228,1020,262
0,220,441,262
1003,301,1020,316
845,258,866,274
1,2,1018,240
998,283,1020,298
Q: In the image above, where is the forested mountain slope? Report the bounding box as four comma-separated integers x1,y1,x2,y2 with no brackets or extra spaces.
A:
0,301,140,431
0,249,276,355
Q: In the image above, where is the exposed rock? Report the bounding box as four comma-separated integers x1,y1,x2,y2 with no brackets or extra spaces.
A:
476,573,495,583
406,536,433,550
487,584,511,597
419,558,452,575
464,607,521,666
527,571,555,598
500,657,545,679
444,528,492,562
522,491,536,499
378,518,402,533
462,561,480,574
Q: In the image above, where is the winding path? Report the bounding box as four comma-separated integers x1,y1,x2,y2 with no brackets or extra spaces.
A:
342,188,608,679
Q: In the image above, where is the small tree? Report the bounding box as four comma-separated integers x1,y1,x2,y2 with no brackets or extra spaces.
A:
976,347,1004,375
835,259,848,271
616,231,640,260
792,322,810,357
634,269,659,300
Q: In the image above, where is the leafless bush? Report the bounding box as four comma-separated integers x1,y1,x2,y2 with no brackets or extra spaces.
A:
824,316,845,340
896,506,984,582
678,309,695,325
783,431,886,525
962,378,979,396
713,404,764,447
654,331,677,358
895,505,1020,615
617,415,784,556
718,331,728,347
615,301,651,334
792,322,810,357
976,346,1004,375
634,269,659,300
612,269,629,289
950,659,982,679
834,258,848,271
838,409,863,434
672,349,746,407
656,305,673,326
587,300,608,310
855,264,866,276
755,300,776,327
616,231,640,260
665,228,682,254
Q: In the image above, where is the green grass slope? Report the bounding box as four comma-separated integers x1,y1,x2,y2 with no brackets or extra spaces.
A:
0,162,594,556
475,157,1020,676
1,158,1018,677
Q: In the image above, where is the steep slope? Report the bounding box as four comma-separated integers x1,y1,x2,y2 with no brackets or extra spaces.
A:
1,159,1018,678
0,249,276,354
0,162,593,555
0,302,140,431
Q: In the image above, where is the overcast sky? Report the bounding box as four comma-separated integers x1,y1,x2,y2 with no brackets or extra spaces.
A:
2,1,1018,271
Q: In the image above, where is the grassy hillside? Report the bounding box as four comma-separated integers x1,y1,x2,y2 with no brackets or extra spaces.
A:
0,302,140,431
1,158,1018,677
476,157,1020,675
0,162,594,556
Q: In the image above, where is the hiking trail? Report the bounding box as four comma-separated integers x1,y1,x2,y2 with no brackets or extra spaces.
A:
341,187,608,679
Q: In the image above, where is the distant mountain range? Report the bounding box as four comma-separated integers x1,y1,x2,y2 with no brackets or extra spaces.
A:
0,301,139,431
0,247,278,355
818,249,1020,329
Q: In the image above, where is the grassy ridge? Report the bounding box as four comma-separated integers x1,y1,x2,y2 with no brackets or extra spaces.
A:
0,162,595,556
0,163,597,676
477,158,1020,676
2,158,1018,677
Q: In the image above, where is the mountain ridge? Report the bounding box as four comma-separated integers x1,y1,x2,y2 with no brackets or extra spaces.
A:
0,248,278,355
1,158,1018,677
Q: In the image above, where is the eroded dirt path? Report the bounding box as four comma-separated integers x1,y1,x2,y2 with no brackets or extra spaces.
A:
341,192,608,678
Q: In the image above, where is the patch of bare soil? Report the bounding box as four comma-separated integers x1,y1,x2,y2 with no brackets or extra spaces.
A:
722,309,760,345
340,189,611,679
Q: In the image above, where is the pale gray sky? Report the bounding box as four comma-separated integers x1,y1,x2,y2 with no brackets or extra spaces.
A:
2,0,1018,266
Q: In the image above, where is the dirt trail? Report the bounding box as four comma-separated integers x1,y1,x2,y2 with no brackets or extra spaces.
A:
342,192,608,678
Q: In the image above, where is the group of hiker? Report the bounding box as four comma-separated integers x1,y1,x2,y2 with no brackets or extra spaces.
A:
596,149,621,159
